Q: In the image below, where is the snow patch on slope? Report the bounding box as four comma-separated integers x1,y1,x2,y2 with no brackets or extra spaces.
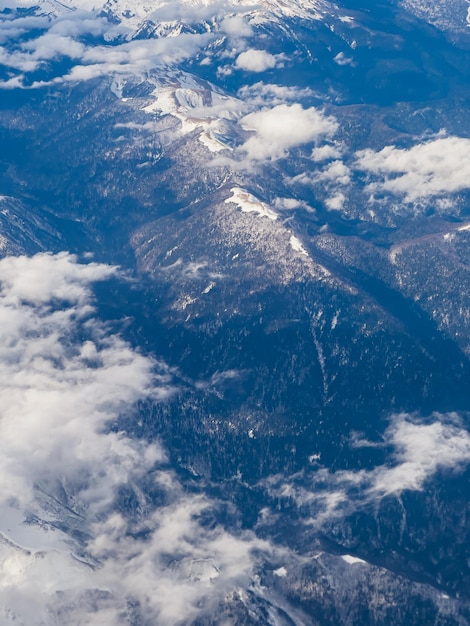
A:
141,73,238,151
289,235,309,257
225,187,278,220
342,554,367,565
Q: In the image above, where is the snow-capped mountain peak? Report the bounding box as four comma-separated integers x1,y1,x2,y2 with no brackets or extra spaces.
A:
11,0,325,26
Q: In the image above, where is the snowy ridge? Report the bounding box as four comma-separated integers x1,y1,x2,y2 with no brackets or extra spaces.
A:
400,0,470,33
9,0,326,33
225,187,278,220
12,0,323,17
140,72,239,151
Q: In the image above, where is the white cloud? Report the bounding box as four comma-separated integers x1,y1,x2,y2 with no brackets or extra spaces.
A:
266,413,470,527
325,192,346,210
220,14,253,37
49,14,109,37
311,144,342,162
318,160,351,185
370,414,470,495
0,14,50,44
64,33,213,80
0,8,214,88
0,250,116,304
0,252,280,625
356,136,470,202
86,494,273,625
0,11,106,74
23,33,86,60
235,48,279,72
358,413,470,498
288,156,350,210
0,252,163,513
333,51,354,66
2,485,275,624
239,103,338,162
273,197,313,211
0,2,291,89
237,82,318,106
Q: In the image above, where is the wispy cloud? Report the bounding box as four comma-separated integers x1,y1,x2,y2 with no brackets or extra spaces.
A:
264,412,470,526
0,252,278,625
237,82,319,106
370,414,470,495
356,135,470,202
0,5,214,88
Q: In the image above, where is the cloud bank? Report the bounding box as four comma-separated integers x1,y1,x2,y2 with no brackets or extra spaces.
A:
0,252,163,513
356,135,470,202
0,252,277,625
0,4,214,88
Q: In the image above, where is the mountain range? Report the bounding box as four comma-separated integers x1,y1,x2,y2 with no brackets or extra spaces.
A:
1,0,470,624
